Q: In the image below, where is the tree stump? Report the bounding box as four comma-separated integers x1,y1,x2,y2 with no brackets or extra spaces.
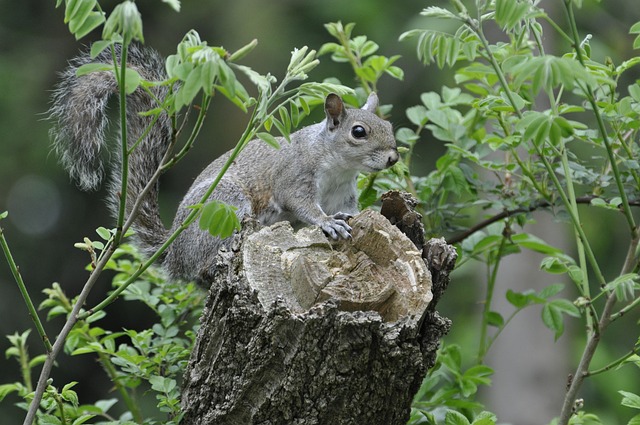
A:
181,191,456,425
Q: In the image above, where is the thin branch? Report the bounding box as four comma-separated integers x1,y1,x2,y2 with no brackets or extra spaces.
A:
558,291,617,425
586,345,640,377
563,0,637,240
446,196,640,245
0,226,52,353
23,241,116,425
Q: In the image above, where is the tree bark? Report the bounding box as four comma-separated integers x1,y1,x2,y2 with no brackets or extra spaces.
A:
181,191,456,425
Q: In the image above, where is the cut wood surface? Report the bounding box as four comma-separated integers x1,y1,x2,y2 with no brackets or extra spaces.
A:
181,192,456,425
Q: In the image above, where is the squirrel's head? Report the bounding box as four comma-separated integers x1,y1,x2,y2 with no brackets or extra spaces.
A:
323,92,399,173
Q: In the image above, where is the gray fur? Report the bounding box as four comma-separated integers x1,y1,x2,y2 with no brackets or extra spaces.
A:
51,46,398,285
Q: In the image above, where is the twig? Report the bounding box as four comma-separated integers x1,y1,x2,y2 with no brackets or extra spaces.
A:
446,197,640,245
0,226,52,353
23,242,117,425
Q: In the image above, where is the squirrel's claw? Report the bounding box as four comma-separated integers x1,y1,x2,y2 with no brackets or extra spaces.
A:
321,218,352,240
332,212,353,222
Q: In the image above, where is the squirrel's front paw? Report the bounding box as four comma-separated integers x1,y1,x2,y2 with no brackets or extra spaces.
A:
332,212,353,222
321,215,352,240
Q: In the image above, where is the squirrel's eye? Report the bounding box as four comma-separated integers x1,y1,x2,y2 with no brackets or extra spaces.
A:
351,125,367,139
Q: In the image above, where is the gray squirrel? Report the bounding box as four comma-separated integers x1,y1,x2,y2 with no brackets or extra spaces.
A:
50,44,398,285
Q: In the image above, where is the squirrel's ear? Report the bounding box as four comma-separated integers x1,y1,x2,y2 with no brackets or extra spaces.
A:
325,93,345,129
362,92,379,113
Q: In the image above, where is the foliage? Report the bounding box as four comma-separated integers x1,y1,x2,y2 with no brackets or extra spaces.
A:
2,0,640,424
2,240,203,424
2,0,352,422
393,0,640,423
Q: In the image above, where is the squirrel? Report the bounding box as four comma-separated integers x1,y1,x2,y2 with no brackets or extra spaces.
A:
49,44,399,285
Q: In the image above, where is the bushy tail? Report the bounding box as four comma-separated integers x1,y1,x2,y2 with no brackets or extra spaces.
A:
49,44,171,257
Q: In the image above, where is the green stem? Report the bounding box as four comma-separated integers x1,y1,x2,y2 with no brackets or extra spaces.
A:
564,0,637,239
97,346,142,421
535,144,606,288
0,228,52,353
486,307,522,353
610,234,640,321
477,233,507,363
114,43,130,246
558,291,617,425
163,95,211,169
52,390,68,425
467,18,523,120
18,340,33,393
24,240,117,425
84,105,261,317
587,345,640,377
614,129,640,189
559,143,594,330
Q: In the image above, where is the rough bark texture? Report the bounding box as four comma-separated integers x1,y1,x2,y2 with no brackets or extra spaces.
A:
181,191,456,425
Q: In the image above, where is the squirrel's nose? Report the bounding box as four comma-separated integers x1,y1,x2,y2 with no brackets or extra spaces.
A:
387,148,399,167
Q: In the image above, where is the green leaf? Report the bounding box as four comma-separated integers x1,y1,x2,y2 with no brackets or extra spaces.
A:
420,6,459,20
542,299,580,340
0,211,7,219
549,298,580,317
495,0,530,30
445,410,471,425
627,415,640,425
198,200,241,239
628,413,640,425
257,132,281,149
96,227,112,241
540,256,568,274
72,415,95,425
631,22,640,49
149,375,177,393
620,390,640,410
472,411,497,425
162,0,181,12
229,38,258,62
512,233,562,255
538,283,565,300
506,289,532,308
511,56,589,94
39,414,63,425
29,354,48,369
176,64,203,109
76,62,112,77
0,383,20,402
486,311,504,327
123,68,141,94
406,105,429,126
72,11,105,40
604,273,640,293
542,303,564,340
67,0,97,31
103,1,144,43
94,398,118,413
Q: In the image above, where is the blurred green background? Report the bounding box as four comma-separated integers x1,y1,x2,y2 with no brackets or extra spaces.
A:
0,0,639,424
